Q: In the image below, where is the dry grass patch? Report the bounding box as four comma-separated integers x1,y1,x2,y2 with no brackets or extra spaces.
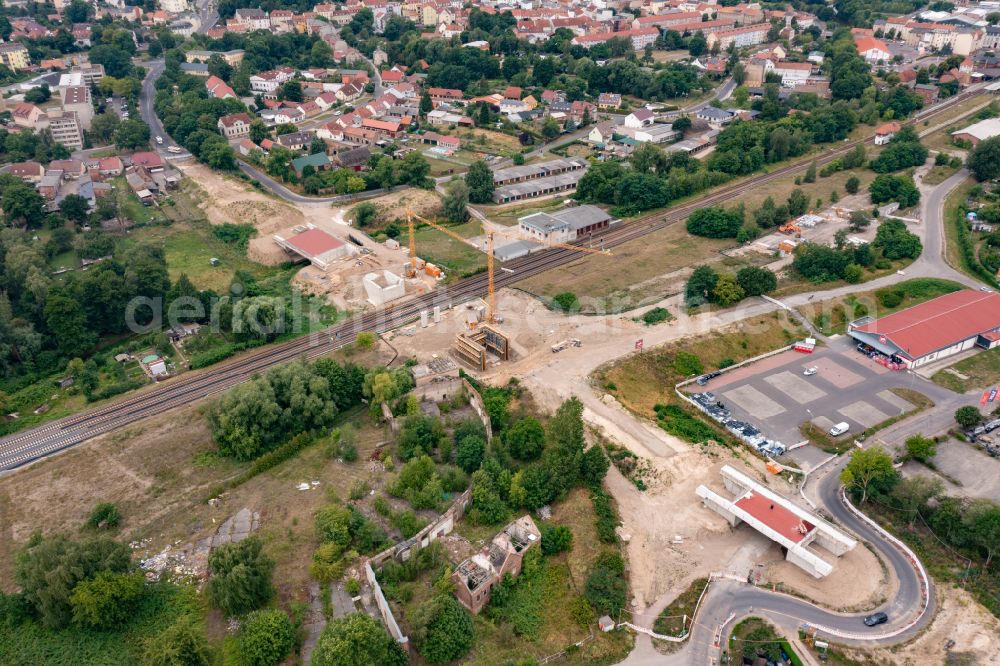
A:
596,312,804,418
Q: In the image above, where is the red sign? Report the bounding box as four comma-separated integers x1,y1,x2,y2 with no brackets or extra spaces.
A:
635,339,643,351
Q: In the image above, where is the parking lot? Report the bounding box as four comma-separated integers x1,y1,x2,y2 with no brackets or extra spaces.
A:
689,338,945,469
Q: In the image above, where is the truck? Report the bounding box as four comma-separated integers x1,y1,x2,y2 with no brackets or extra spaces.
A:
551,338,582,353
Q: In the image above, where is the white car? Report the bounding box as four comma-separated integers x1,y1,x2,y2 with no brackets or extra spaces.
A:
167,145,182,154
803,367,817,376
156,136,163,144
829,422,850,437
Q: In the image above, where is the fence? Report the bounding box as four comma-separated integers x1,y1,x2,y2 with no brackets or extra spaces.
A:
617,572,719,643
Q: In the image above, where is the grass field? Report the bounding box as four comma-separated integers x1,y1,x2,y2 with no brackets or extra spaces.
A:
932,346,1000,393
455,128,524,157
112,177,161,226
797,278,965,337
484,197,574,227
923,164,958,185
652,577,708,644
595,312,805,419
516,222,735,313
413,221,487,277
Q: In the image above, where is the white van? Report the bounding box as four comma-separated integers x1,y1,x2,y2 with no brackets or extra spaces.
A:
829,422,850,437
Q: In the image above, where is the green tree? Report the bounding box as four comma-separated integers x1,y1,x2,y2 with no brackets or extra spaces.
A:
420,92,433,115
584,552,627,615
59,193,90,224
311,613,407,666
787,188,809,216
506,417,545,461
456,434,486,473
685,265,719,306
411,595,475,664
904,434,936,463
143,615,211,666
540,524,573,555
890,475,942,527
845,175,860,194
442,179,470,223
712,273,745,306
206,536,275,616
580,444,610,486
803,160,817,183
963,499,1000,566
686,207,742,238
91,112,122,144
542,117,561,140
465,160,495,204
45,291,96,357
841,445,898,504
968,136,1000,181
15,535,131,628
955,405,984,429
115,118,151,150
280,80,304,102
2,180,45,227
70,571,146,629
249,119,269,144
239,609,295,666
735,266,777,296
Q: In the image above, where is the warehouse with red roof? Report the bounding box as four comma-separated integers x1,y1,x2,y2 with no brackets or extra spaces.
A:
848,290,1000,368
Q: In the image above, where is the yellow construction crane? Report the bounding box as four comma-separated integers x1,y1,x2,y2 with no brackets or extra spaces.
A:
405,209,612,324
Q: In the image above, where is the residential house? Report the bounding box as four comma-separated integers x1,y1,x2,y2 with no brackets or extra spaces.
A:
276,131,313,151
855,36,891,64
11,103,45,129
37,170,63,200
218,112,253,139
427,87,463,106
597,92,621,109
291,152,331,176
696,107,735,127
206,75,237,99
623,108,655,128
131,151,165,172
913,83,939,106
588,120,616,145
772,61,813,87
361,118,403,139
238,138,260,156
234,7,270,30
47,159,86,178
331,145,370,171
9,161,44,182
874,121,900,145
250,67,295,94
427,108,472,126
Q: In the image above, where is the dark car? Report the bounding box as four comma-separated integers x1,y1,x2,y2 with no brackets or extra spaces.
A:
863,612,888,627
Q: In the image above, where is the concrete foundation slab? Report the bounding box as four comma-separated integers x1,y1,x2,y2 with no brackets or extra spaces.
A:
764,371,827,404
838,400,889,428
807,357,865,389
876,389,913,414
723,385,786,419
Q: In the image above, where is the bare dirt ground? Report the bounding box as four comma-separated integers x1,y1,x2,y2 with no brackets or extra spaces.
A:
854,585,1000,665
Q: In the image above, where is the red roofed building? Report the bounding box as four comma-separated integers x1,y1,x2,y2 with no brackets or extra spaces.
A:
206,75,237,100
273,225,352,270
849,290,1000,368
131,152,165,172
855,35,890,64
874,121,900,145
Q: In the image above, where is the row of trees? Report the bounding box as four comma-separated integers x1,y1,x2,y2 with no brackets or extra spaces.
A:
684,265,778,308
207,358,366,460
577,145,730,217
687,189,811,242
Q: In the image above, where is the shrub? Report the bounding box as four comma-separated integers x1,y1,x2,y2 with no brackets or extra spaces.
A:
591,488,619,544
673,351,703,376
540,524,573,555
238,609,294,666
585,552,627,616
641,307,671,325
206,536,274,616
411,595,475,664
552,292,580,312
85,503,121,530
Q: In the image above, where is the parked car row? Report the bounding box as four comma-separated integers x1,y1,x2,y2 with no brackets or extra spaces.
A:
689,393,786,457
969,418,1000,457
696,371,721,386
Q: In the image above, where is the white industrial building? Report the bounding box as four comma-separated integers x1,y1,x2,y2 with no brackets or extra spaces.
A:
363,270,405,306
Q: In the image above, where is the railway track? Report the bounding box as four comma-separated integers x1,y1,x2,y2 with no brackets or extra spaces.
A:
0,88,985,471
